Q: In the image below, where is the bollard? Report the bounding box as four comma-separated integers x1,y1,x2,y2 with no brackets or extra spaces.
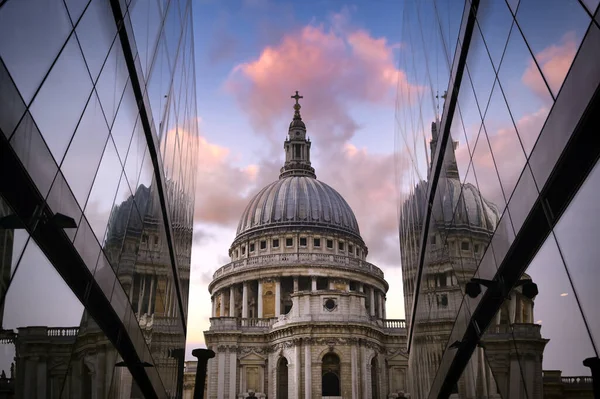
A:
192,348,215,399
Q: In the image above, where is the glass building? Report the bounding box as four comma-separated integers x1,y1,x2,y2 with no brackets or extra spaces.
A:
396,0,600,398
0,0,198,397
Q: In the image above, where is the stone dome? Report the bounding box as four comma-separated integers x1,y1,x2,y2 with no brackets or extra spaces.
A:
236,175,361,239
401,176,500,235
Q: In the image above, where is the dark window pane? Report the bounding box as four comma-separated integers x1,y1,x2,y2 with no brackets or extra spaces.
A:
62,91,110,207
9,112,58,197
0,60,26,139
0,1,72,103
30,36,93,163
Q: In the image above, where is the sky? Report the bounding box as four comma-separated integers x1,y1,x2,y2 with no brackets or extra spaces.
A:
185,0,409,355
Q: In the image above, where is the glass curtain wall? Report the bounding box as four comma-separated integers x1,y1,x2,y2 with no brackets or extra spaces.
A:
396,0,600,398
0,0,199,397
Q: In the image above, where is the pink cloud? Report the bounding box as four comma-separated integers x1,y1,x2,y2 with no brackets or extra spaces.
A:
523,32,578,98
224,13,421,145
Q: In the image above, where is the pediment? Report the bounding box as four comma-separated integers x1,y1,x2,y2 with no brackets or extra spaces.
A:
239,351,266,364
386,348,409,365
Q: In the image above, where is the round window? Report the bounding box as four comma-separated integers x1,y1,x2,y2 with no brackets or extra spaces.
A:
325,299,336,311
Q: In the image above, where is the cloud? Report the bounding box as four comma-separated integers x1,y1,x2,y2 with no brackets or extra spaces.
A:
224,10,421,146
523,31,577,98
194,135,264,226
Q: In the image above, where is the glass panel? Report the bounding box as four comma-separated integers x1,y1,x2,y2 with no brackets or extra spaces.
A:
73,214,101,274
125,121,148,194
64,0,91,24
9,112,58,198
129,0,162,79
465,27,496,112
0,200,29,310
46,172,83,243
554,160,600,352
96,39,129,128
0,59,26,139
111,80,138,163
526,235,595,377
483,80,527,202
85,139,123,245
29,36,93,164
0,238,85,397
76,0,118,82
61,90,110,207
507,165,538,234
0,1,72,104
498,25,552,158
470,128,507,215
147,36,172,136
476,0,514,72
516,0,590,97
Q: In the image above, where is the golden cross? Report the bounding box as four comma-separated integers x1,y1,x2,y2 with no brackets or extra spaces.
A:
291,91,303,105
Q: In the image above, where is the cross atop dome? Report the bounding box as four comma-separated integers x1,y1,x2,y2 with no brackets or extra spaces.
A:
280,91,316,179
291,90,303,122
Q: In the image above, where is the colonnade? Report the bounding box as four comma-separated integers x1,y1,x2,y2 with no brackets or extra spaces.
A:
211,276,387,319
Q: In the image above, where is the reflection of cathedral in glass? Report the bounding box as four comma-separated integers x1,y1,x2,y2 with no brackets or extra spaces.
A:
400,122,547,399
0,180,192,398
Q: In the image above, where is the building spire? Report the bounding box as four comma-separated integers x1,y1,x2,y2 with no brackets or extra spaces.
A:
280,91,316,179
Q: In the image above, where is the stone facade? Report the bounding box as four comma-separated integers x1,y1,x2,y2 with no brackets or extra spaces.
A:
203,94,409,399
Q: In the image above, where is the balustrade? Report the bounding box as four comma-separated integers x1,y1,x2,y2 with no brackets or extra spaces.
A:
384,319,407,329
213,253,384,280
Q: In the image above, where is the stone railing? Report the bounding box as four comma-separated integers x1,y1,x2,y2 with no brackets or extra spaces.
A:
210,317,277,331
213,253,384,280
384,319,407,329
46,327,80,337
543,371,594,390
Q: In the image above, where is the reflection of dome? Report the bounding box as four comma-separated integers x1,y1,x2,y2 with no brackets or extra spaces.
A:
236,176,361,239
401,177,500,235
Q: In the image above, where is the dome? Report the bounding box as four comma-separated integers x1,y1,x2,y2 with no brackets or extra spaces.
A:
236,176,361,239
401,177,500,235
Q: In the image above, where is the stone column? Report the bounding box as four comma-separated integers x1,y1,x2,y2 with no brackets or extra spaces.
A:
305,342,312,399
361,346,369,399
509,292,516,325
378,292,384,319
295,342,302,399
229,286,236,317
311,277,317,291
219,291,226,318
369,287,376,317
147,275,155,314
242,282,248,318
257,280,263,318
229,347,237,399
217,348,225,399
275,279,281,316
293,277,299,292
351,345,359,399
382,294,387,320
212,294,217,317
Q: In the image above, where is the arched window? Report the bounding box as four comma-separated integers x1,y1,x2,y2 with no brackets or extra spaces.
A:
371,357,379,399
277,357,288,399
322,353,341,396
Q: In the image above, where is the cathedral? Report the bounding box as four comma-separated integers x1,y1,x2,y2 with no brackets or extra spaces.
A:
203,93,409,399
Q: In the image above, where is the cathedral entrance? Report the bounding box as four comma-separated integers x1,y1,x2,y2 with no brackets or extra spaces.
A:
321,353,341,397
277,357,288,399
